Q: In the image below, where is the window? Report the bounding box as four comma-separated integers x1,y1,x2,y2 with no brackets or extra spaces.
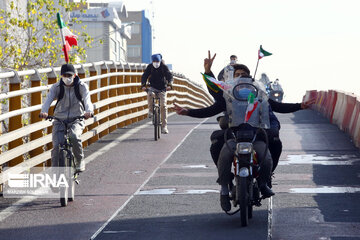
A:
127,45,141,57
131,24,140,34
110,38,117,53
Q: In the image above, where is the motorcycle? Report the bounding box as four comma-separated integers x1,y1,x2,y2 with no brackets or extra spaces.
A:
269,79,284,102
221,81,270,227
259,74,284,102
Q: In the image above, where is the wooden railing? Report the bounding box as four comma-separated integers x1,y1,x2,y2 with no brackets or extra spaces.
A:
0,60,214,185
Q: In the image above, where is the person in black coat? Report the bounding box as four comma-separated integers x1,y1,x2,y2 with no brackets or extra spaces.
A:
141,54,173,134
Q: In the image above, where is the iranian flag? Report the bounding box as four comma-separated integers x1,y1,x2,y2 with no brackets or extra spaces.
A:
56,12,78,63
258,45,272,59
244,92,259,122
201,73,231,92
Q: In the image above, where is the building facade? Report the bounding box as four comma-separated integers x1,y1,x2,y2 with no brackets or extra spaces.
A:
120,10,152,64
70,4,130,63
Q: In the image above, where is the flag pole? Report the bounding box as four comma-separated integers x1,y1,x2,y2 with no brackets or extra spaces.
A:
57,12,69,63
253,57,260,80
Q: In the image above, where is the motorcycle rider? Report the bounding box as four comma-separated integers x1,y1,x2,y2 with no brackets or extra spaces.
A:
175,51,275,212
204,54,313,174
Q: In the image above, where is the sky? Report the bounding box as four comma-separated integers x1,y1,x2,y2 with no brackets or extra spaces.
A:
90,0,360,102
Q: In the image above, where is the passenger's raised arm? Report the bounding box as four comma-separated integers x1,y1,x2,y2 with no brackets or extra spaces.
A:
204,50,216,74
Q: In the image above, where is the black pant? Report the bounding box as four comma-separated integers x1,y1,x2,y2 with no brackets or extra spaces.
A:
217,139,273,186
210,128,282,172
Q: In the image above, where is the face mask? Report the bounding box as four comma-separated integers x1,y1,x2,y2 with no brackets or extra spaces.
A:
230,60,237,65
62,77,73,85
153,62,160,69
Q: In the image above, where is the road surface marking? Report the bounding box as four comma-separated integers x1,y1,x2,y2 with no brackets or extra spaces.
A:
290,186,360,193
280,154,360,165
90,118,208,240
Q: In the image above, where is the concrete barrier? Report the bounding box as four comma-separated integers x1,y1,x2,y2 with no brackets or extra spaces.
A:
304,89,359,148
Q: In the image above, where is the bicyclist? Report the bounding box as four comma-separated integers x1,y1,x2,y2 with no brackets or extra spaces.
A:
141,54,173,134
39,63,93,172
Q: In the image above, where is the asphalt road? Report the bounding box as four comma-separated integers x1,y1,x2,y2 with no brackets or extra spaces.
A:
0,110,359,240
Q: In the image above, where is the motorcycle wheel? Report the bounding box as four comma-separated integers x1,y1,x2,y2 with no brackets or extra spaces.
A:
236,176,249,227
248,181,254,219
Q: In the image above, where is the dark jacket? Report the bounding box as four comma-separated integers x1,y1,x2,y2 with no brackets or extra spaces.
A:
141,62,173,90
195,71,302,129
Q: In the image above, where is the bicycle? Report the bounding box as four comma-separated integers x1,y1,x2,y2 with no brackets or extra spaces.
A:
46,115,84,207
146,88,163,141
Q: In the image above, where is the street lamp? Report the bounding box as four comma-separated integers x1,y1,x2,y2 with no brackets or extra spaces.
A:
121,21,136,38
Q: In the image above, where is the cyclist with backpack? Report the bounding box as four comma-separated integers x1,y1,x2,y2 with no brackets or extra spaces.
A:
141,54,173,134
39,64,93,172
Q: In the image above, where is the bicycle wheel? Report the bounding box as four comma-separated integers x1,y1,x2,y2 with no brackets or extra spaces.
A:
68,151,75,202
157,106,161,139
59,148,68,207
154,106,159,141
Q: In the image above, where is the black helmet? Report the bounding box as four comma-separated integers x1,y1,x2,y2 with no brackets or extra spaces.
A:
60,64,75,75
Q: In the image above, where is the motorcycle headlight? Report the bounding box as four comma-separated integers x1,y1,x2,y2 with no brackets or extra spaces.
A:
274,93,279,97
236,142,253,155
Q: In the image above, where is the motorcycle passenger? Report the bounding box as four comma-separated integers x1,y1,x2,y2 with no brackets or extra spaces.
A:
39,63,94,172
141,54,173,134
217,54,238,82
174,51,275,212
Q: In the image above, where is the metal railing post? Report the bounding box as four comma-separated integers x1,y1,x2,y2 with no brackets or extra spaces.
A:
132,64,140,122
99,63,109,138
45,68,58,166
77,65,89,148
139,64,146,119
109,61,117,133
124,63,132,126
117,62,125,128
29,70,44,168
88,64,99,145
8,71,23,167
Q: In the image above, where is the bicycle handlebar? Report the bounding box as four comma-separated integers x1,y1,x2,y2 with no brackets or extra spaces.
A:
45,115,86,122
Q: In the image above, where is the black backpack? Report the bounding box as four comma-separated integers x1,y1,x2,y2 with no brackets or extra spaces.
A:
53,76,85,113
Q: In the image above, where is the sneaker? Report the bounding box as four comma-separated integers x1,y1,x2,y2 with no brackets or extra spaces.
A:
268,173,275,189
148,112,153,118
76,161,85,173
220,194,231,212
161,126,169,134
260,184,275,198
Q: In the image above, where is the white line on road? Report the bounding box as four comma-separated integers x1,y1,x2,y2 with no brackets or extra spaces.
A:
267,197,273,240
89,118,208,240
280,154,360,165
290,186,360,194
0,196,36,222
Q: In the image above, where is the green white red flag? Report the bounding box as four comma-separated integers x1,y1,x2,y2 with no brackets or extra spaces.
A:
201,73,231,92
57,12,78,63
258,45,272,59
244,92,259,122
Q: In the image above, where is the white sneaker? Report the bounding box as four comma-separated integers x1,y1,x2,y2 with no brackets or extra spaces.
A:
161,126,169,134
76,161,85,172
148,112,153,118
